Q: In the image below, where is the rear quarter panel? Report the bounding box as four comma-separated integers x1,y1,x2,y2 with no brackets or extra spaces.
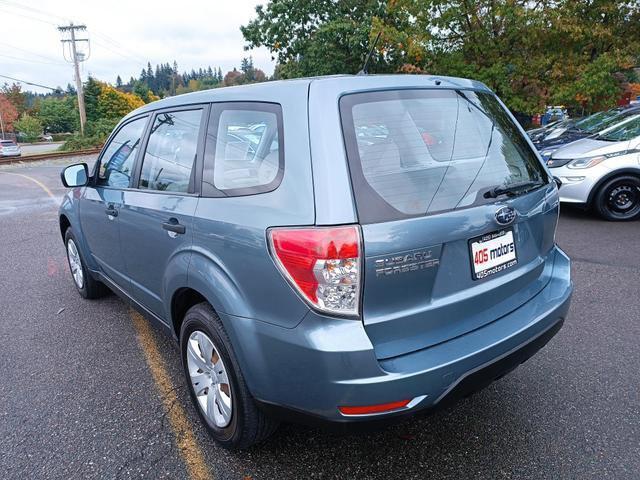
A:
189,81,315,328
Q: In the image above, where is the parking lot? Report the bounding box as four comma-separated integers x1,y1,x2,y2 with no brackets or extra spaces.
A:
0,156,638,479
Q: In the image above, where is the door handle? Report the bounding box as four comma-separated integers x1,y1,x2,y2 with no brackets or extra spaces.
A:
162,218,186,235
105,204,118,218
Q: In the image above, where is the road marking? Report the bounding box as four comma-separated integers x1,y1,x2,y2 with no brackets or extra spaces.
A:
3,168,212,477
0,171,56,199
130,310,213,480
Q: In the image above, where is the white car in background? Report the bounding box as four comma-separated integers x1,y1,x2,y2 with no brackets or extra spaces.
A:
0,140,21,157
548,114,640,220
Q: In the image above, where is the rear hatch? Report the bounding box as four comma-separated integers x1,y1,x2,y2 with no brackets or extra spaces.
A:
0,141,19,153
340,88,558,360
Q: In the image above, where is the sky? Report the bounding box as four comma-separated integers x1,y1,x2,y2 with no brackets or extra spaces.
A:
0,0,275,94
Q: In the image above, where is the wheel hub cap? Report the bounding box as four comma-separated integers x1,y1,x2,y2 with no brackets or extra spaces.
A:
67,239,84,289
186,331,232,428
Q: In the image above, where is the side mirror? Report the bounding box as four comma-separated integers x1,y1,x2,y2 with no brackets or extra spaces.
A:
553,176,562,189
61,163,89,188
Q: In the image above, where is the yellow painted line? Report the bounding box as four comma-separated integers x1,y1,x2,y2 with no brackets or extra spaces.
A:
0,171,56,199
130,310,213,480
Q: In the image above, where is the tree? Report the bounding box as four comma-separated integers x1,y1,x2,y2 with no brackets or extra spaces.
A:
132,81,159,103
2,83,27,116
14,113,43,142
97,84,145,120
223,68,243,86
242,0,640,113
38,97,78,133
84,77,103,122
241,0,388,78
116,75,123,88
0,94,19,133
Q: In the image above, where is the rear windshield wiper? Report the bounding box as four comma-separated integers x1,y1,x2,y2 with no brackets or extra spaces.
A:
484,180,546,199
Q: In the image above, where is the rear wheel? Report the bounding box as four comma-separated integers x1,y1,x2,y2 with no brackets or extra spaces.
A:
64,228,108,299
594,175,640,221
180,303,279,449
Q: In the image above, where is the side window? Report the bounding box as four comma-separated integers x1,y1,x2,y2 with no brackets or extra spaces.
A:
97,116,148,188
203,103,283,196
138,109,203,193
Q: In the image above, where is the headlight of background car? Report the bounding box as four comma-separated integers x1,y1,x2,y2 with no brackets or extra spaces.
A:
567,149,640,169
567,156,606,169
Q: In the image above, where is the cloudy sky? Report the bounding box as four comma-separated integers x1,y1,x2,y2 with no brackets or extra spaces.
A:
0,0,275,93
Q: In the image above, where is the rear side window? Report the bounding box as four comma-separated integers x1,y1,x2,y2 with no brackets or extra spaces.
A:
340,89,548,224
138,109,203,193
202,102,283,197
97,116,147,188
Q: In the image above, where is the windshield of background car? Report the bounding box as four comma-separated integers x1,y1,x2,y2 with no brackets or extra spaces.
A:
340,89,549,224
574,110,612,132
597,115,640,142
583,110,639,134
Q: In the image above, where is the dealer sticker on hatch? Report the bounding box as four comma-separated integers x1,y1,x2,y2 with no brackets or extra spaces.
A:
469,229,517,280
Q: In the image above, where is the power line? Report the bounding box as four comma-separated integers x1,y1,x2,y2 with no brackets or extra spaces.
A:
0,74,59,91
0,52,66,66
91,31,148,63
0,40,67,64
90,38,144,65
0,5,57,25
0,0,68,23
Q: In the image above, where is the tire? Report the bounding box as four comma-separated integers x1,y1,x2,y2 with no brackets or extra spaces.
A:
180,302,279,449
593,175,640,221
64,228,108,299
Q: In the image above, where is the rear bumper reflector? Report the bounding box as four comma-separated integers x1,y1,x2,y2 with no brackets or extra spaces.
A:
338,395,427,416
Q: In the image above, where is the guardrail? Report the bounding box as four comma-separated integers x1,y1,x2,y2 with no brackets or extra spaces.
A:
0,148,101,165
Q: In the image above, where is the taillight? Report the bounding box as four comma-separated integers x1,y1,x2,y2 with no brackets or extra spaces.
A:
268,225,361,317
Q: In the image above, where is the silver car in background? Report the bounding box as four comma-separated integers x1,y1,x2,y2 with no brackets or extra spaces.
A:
0,140,21,157
548,114,640,220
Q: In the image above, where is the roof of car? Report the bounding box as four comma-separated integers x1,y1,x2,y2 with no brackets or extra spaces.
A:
123,74,492,121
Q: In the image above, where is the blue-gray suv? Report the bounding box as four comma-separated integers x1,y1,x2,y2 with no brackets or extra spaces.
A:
59,75,572,449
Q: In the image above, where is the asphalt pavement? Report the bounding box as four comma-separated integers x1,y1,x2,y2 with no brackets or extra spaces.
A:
0,157,638,479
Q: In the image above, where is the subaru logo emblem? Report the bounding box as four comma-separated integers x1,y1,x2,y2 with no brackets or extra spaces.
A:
495,206,516,225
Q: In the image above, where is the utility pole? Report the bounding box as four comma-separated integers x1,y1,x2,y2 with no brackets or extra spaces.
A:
59,23,89,135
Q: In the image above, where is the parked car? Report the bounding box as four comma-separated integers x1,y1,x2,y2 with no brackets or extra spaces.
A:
0,140,21,157
40,134,54,142
548,113,640,220
527,119,572,143
58,75,572,449
536,106,640,160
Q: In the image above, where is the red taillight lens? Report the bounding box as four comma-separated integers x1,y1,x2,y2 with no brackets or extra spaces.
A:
268,226,361,316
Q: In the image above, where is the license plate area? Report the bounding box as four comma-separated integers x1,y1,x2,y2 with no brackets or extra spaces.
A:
469,228,517,280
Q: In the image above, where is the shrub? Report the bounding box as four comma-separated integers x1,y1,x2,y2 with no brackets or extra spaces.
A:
14,114,43,143
60,134,104,151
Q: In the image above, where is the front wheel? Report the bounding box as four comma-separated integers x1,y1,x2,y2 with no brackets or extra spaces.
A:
64,228,108,299
593,175,640,221
180,303,279,449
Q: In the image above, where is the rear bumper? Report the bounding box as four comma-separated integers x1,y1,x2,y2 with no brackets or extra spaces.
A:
222,247,572,425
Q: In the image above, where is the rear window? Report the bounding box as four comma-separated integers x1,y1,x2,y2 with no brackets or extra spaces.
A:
1,141,15,146
340,89,549,224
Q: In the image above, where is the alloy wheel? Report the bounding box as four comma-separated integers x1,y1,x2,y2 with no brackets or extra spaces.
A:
67,239,84,289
